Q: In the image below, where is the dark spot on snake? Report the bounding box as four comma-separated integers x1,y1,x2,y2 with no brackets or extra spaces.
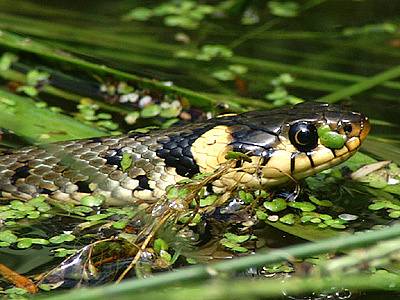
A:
330,148,337,158
76,180,92,193
235,160,242,168
89,137,103,143
290,153,296,174
38,188,53,195
136,175,151,190
10,165,30,184
105,155,122,167
306,152,315,168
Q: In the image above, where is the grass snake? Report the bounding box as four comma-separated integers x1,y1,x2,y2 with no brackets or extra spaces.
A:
0,102,370,206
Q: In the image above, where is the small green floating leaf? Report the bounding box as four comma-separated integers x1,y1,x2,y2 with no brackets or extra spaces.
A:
200,195,217,207
264,262,294,273
80,195,105,207
141,104,161,118
16,238,33,249
53,248,78,258
220,239,248,253
224,232,250,244
112,220,129,229
309,196,333,207
324,219,347,229
238,190,254,204
154,238,169,253
256,210,268,220
368,201,386,210
200,45,233,60
159,249,172,262
389,210,400,218
264,198,287,212
49,233,76,244
121,153,133,172
26,69,50,86
0,241,10,247
288,201,316,212
279,213,295,225
0,230,18,243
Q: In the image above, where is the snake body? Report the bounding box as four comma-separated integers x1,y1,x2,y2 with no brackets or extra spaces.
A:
0,103,370,205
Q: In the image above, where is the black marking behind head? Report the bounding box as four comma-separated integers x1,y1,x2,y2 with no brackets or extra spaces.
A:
156,124,214,177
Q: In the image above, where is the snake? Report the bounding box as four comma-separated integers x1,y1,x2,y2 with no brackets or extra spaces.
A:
0,102,370,206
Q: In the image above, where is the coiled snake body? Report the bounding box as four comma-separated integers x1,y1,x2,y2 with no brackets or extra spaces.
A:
0,103,370,205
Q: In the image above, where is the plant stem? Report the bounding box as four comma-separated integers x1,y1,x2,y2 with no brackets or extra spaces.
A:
320,64,400,103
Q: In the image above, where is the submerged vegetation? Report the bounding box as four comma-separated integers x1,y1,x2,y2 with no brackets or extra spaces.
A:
0,0,399,299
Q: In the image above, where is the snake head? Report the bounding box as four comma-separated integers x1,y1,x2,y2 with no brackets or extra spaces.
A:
211,102,371,188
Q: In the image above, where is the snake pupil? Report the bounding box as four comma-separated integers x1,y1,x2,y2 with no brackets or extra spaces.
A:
343,123,353,134
289,122,318,152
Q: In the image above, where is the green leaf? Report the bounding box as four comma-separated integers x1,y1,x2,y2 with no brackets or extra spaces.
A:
121,153,133,172
268,1,299,17
200,195,217,207
280,213,295,225
256,210,268,220
288,202,316,212
224,232,250,244
49,233,76,244
80,195,105,207
112,220,129,229
263,198,287,212
0,230,18,243
154,238,169,253
26,69,49,86
309,196,333,207
141,104,161,118
159,249,172,262
53,248,78,258
220,239,248,253
123,7,153,21
17,238,33,249
238,190,254,204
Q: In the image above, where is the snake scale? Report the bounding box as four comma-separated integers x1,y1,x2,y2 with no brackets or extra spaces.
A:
0,103,370,206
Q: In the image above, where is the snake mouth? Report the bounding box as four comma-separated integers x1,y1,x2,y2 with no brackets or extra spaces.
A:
259,141,359,186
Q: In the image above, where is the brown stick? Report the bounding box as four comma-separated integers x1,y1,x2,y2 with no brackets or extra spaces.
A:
0,263,38,294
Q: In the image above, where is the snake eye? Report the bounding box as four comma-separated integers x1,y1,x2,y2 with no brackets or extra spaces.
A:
289,122,318,152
